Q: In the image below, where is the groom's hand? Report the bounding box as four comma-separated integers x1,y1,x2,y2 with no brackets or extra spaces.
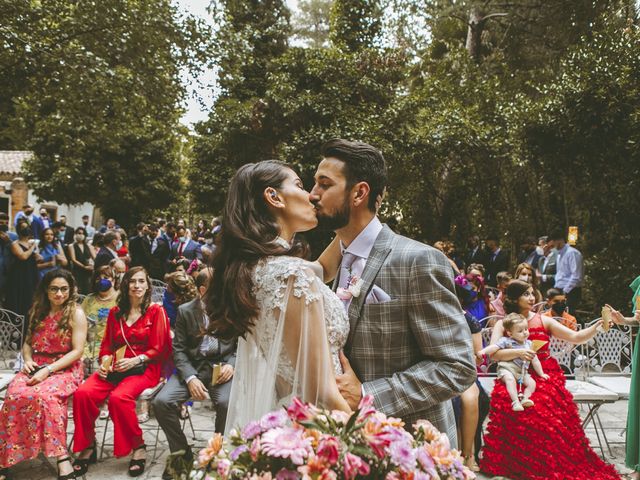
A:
337,351,362,410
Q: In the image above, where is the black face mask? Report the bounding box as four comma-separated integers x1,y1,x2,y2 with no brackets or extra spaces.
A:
551,301,566,315
19,227,31,237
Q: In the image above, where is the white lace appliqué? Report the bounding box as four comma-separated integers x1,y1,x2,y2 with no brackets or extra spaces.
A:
252,256,350,381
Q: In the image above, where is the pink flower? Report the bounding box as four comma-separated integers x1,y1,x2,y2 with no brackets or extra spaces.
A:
250,473,273,480
316,436,341,465
413,419,441,443
389,441,417,472
330,410,351,424
287,397,317,422
261,427,313,465
357,395,376,421
276,469,299,480
242,420,263,440
217,458,231,478
343,452,370,480
416,447,436,473
230,445,248,461
260,409,289,430
250,437,261,462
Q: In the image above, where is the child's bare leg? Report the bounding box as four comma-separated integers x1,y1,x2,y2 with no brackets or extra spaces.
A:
501,372,522,410
521,375,536,407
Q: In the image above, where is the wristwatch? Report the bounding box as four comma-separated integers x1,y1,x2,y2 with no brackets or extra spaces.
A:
45,365,54,375
138,354,148,365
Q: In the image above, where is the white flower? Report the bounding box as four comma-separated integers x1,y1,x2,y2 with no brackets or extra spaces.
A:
349,277,364,298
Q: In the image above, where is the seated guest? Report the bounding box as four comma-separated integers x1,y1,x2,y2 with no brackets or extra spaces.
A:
490,271,512,317
170,225,202,264
98,218,119,234
152,268,237,480
456,272,492,327
542,288,578,331
81,266,119,366
37,227,68,278
467,263,485,277
68,226,95,294
94,230,121,269
163,271,198,328
514,262,543,303
0,270,87,480
109,258,127,290
72,267,172,478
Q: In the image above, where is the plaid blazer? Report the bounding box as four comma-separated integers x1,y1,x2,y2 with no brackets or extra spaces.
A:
336,225,476,446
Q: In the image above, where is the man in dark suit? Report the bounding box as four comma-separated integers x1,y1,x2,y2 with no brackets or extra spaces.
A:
484,236,510,286
464,235,486,269
94,230,121,269
129,222,151,270
170,225,202,263
59,215,75,247
149,224,171,279
152,269,236,479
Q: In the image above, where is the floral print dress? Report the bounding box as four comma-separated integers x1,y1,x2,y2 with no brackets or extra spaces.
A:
0,312,83,468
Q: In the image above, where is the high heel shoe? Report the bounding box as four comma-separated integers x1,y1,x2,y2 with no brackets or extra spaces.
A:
57,457,76,480
73,443,97,476
128,444,147,477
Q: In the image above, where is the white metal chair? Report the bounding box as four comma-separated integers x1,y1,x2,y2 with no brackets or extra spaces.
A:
0,309,25,393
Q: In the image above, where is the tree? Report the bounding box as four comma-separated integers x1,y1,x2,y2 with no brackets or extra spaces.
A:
330,0,382,51
0,0,210,226
292,0,332,47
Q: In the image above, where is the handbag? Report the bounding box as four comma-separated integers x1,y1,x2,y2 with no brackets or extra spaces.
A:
106,318,147,384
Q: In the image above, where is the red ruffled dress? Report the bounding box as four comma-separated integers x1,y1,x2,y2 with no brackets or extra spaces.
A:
480,313,620,479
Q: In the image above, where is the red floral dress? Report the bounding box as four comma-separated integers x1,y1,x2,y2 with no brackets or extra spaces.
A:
0,312,83,468
480,313,620,479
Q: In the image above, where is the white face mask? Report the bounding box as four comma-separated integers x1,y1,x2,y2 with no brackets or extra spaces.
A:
75,234,85,242
535,246,544,256
205,239,213,245
115,241,123,250
518,274,532,283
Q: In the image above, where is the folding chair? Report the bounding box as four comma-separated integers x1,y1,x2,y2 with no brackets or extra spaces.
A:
0,309,25,396
150,279,167,304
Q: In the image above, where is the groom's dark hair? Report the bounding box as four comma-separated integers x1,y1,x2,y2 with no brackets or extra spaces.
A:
321,139,387,212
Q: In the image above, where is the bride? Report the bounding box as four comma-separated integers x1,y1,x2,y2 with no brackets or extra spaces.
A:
204,160,351,433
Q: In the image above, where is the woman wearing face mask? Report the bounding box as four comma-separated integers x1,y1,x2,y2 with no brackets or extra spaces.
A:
68,226,96,294
81,266,119,367
6,220,40,327
201,231,216,263
514,262,542,304
36,227,68,279
456,272,493,327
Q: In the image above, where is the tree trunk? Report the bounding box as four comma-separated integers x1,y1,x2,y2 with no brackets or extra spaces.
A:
466,7,483,62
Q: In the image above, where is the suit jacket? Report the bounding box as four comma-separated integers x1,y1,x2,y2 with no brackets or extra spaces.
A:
337,225,476,445
173,298,237,384
129,234,152,270
464,246,487,269
485,249,509,286
538,250,558,294
94,247,116,269
170,239,202,262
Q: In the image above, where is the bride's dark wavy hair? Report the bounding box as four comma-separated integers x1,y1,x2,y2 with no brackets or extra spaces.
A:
205,160,307,340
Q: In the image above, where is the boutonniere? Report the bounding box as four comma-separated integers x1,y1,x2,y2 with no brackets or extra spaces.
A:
336,275,364,300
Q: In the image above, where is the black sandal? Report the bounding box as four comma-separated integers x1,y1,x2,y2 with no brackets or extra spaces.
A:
57,457,76,480
128,444,146,477
73,443,97,476
0,467,12,480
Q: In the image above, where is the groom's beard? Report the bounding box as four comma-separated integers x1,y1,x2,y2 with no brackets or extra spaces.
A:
316,197,351,231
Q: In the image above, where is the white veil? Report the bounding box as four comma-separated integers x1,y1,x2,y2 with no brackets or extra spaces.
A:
224,258,348,434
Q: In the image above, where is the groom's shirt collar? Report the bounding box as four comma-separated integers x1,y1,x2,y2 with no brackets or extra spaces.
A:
340,217,383,261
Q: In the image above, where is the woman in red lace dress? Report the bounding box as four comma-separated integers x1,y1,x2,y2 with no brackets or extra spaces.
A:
72,267,172,477
0,269,87,480
480,279,619,479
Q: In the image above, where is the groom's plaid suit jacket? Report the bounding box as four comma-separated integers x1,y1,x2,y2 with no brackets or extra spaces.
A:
337,225,476,446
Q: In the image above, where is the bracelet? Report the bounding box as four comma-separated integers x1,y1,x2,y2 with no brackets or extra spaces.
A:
45,365,54,375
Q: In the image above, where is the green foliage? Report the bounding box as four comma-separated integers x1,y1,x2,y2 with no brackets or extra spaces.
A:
329,0,382,51
0,0,209,226
292,0,332,47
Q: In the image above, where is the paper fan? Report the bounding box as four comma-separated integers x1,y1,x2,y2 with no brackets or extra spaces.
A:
601,306,612,332
531,339,548,352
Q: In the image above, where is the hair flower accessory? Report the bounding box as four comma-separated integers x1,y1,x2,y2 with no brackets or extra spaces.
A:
454,275,469,288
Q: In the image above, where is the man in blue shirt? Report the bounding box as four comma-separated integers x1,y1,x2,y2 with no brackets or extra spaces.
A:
549,230,584,316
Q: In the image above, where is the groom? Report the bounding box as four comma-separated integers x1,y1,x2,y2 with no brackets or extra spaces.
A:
311,139,476,446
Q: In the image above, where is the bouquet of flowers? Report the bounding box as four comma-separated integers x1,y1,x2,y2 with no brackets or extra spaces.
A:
189,396,475,480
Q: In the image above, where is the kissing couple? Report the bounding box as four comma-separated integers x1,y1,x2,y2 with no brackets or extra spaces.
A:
204,139,476,447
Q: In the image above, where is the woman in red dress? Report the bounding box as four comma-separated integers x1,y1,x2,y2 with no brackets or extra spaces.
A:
72,266,172,477
0,269,87,480
480,279,620,479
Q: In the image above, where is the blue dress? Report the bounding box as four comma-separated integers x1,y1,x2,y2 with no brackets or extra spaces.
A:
38,243,59,278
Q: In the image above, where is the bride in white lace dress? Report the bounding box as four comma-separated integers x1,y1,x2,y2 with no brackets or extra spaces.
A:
203,160,351,433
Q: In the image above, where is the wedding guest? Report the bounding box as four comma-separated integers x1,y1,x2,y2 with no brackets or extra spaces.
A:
94,230,121,269
517,236,542,268
58,216,75,247
162,271,197,328
153,268,237,480
549,230,584,315
14,204,44,240
116,228,131,265
542,288,577,331
37,227,68,278
201,231,216,263
170,225,202,263
609,302,640,480
39,208,50,229
68,226,95,294
456,272,492,327
0,213,18,307
72,267,172,477
82,214,96,242
194,219,208,243
129,223,152,271
537,239,558,295
81,266,119,367
484,237,509,286
109,258,127,290
6,220,39,324
465,235,486,269
490,271,512,317
98,218,118,234
434,240,461,275
0,269,87,480
514,262,542,303
467,263,485,277
480,280,617,479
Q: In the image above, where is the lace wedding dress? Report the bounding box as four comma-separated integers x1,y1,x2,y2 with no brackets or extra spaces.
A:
224,254,350,434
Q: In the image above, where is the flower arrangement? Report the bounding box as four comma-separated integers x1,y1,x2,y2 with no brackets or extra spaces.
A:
336,275,364,301
189,396,475,480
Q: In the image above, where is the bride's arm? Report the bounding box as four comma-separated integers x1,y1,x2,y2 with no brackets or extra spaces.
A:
281,270,351,412
313,236,341,283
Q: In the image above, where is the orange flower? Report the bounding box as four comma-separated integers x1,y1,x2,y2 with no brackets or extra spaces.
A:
198,433,224,467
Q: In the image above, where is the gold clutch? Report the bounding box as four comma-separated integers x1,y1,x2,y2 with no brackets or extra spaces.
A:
211,363,221,385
